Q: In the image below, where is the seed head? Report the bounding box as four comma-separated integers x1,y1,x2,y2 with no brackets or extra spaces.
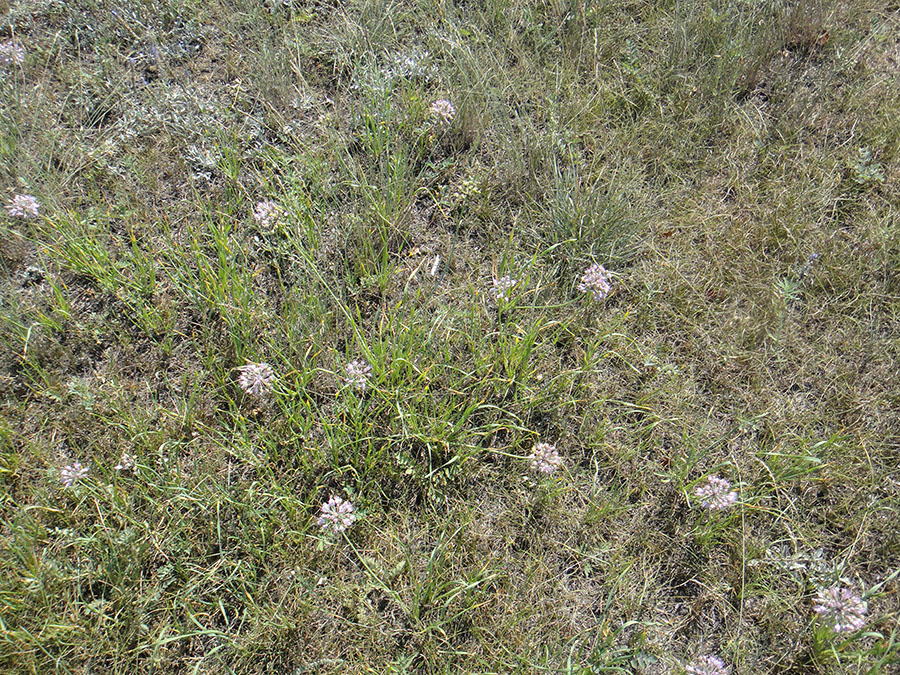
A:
530,442,562,474
693,475,738,511
318,495,357,533
429,98,456,124
813,586,867,633
237,362,276,397
686,655,729,675
0,40,25,66
578,263,613,300
252,200,281,232
7,194,40,219
60,461,89,488
345,360,372,391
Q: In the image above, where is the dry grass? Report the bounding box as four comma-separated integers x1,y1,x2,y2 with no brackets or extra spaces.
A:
1,0,899,672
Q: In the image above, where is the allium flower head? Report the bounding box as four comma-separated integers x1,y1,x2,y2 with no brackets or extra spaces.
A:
694,475,738,511
252,200,281,232
60,461,89,488
578,263,613,301
530,442,563,474
7,194,40,219
345,360,372,391
813,586,867,633
318,495,357,533
114,452,135,471
429,98,456,124
237,362,276,397
490,275,517,303
686,655,729,675
0,40,26,66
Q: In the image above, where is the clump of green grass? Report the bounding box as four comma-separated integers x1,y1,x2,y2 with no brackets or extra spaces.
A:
1,0,899,672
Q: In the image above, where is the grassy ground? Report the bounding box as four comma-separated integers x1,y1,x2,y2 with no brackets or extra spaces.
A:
1,0,899,672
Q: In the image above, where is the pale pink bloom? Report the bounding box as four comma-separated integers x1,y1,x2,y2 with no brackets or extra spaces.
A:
252,200,281,231
429,98,455,124
0,40,25,66
813,586,867,633
530,442,562,474
237,362,276,397
345,360,372,391
114,452,135,471
686,655,729,675
7,194,40,219
693,475,738,511
60,461,89,488
318,495,356,533
578,263,613,300
490,275,517,303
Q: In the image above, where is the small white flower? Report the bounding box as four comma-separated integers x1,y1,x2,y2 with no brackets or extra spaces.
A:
490,275,517,303
578,263,613,301
318,495,357,533
60,461,89,488
114,452,135,471
7,194,40,219
530,442,562,474
237,362,276,397
813,586,868,633
0,40,25,66
429,98,456,124
252,200,281,232
686,655,729,675
345,360,372,391
693,475,738,511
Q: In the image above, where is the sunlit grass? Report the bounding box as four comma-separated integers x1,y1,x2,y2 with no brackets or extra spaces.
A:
1,0,898,673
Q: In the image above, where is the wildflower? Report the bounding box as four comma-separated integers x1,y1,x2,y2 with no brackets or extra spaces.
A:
237,362,276,397
490,275,517,303
454,175,480,201
345,360,372,391
530,442,563,474
318,495,356,533
21,265,45,286
578,263,613,300
0,40,25,66
7,194,40,219
114,452,135,471
686,655,729,675
60,461,89,488
813,586,867,633
252,200,281,232
693,475,738,511
797,252,820,279
429,98,456,124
